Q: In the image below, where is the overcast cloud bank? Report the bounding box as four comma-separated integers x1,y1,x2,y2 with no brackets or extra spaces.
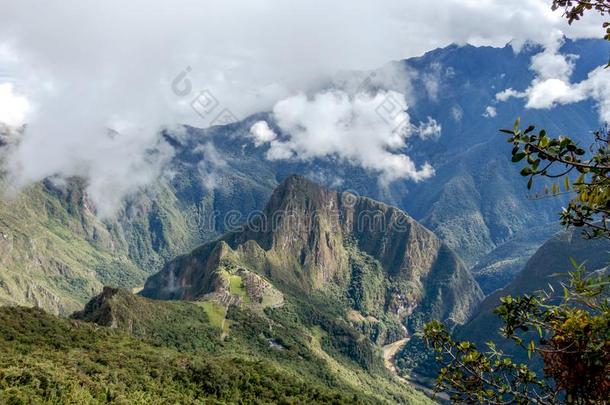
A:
0,0,603,215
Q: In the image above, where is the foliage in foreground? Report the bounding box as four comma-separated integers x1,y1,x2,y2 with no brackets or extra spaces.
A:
423,3,610,403
424,266,609,404
552,1,610,44
505,120,610,238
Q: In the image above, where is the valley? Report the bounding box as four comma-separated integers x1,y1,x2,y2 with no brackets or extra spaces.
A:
382,337,409,379
0,28,608,403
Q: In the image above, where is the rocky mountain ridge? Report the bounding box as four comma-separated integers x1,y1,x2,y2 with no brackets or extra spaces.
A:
142,175,483,333
1,39,608,314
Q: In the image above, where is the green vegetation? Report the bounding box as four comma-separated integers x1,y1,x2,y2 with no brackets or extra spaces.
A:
0,176,218,315
0,182,146,314
425,265,609,404
423,2,610,403
346,238,386,317
507,118,610,238
344,239,409,346
226,273,250,304
198,300,227,331
143,175,482,343
137,175,484,402
0,307,369,404
0,158,281,315
0,285,434,404
74,286,430,403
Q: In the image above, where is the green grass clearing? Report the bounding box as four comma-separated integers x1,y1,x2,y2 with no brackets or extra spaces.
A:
228,274,250,304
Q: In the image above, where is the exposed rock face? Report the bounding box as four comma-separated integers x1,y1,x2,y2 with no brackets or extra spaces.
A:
142,175,483,329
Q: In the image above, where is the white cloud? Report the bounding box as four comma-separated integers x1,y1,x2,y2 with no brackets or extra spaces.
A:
0,83,29,127
495,33,610,122
266,140,295,161
584,68,610,122
496,88,524,102
483,106,497,118
529,32,577,81
415,117,442,139
249,121,277,146
253,90,435,184
423,63,442,101
0,1,603,214
195,142,228,190
526,78,578,108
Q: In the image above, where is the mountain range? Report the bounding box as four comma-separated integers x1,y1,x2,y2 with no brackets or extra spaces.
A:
459,227,610,363
2,39,608,314
0,38,609,403
5,176,481,404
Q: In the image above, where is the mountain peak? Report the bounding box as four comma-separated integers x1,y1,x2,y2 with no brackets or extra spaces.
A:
280,173,310,186
72,286,136,328
271,174,333,205
142,177,483,330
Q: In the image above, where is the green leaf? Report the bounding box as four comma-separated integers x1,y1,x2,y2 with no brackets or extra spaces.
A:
520,167,533,176
514,118,521,132
532,159,540,171
528,340,535,359
512,152,526,162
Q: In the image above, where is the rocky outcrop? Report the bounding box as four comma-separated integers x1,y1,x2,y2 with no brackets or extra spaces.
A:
142,175,483,329
71,286,150,330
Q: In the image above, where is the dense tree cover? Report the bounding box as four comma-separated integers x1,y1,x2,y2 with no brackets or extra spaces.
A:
0,285,433,404
2,304,422,405
0,307,367,404
424,2,610,404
